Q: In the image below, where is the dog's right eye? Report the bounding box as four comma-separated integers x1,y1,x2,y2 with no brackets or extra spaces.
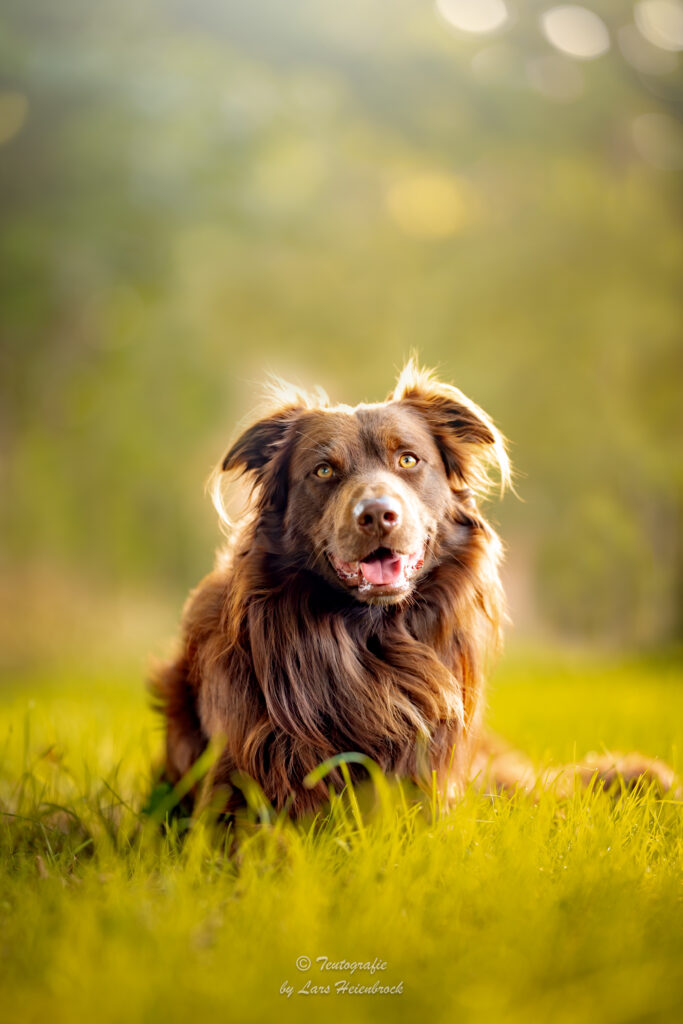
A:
314,463,335,479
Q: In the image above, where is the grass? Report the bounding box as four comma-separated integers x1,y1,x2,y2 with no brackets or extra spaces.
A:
1,650,682,1024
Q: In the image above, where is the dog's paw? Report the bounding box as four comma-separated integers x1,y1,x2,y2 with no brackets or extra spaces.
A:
577,751,679,796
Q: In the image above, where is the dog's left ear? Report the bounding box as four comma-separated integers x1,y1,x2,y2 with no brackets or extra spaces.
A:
392,360,511,496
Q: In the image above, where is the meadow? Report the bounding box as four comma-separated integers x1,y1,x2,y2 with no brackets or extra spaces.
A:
1,650,682,1024
2,2,682,1021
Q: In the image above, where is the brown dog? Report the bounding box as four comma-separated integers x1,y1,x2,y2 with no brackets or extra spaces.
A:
151,362,674,817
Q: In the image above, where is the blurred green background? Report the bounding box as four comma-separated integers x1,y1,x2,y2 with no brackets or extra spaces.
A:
1,0,681,672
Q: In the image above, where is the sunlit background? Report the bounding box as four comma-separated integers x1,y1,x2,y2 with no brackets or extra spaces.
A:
1,0,681,674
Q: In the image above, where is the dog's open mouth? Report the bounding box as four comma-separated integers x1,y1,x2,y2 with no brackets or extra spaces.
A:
328,546,425,596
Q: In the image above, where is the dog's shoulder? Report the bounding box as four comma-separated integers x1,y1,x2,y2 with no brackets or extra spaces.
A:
181,558,232,640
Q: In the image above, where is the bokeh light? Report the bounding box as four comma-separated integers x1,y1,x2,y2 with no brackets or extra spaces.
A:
618,22,679,73
541,5,610,60
634,0,683,51
436,0,508,35
384,173,475,238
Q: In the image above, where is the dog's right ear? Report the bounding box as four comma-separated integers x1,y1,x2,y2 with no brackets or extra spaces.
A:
222,380,329,479
215,403,304,517
221,404,302,475
217,382,328,514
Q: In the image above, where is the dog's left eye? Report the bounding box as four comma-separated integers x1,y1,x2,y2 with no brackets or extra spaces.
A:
398,453,419,469
314,463,335,479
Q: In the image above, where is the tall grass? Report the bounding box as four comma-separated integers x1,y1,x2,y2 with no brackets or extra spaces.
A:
1,653,682,1024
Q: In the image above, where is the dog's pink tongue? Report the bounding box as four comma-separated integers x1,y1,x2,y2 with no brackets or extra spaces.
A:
360,553,404,586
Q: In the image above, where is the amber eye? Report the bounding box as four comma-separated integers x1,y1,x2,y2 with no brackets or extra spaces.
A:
398,452,418,469
314,463,334,479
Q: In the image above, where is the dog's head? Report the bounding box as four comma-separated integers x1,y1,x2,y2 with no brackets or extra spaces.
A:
217,361,510,605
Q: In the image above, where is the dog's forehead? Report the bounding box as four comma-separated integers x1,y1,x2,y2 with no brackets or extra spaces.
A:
354,402,436,450
291,402,436,465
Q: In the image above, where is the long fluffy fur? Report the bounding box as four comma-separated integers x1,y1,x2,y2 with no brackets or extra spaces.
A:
151,362,510,816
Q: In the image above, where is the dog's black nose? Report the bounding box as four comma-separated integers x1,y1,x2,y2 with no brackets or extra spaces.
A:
354,496,401,535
